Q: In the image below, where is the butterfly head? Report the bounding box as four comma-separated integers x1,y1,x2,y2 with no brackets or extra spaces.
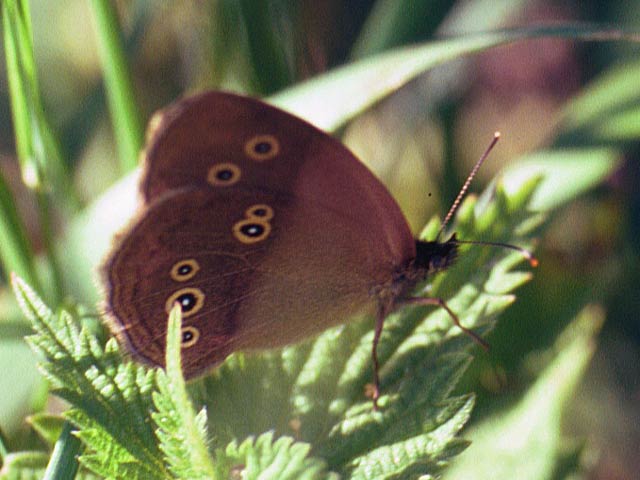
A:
413,234,459,275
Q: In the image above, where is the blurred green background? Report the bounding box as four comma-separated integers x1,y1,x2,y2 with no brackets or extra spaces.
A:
0,1,639,479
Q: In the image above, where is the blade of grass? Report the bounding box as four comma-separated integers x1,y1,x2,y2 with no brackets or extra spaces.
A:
42,421,82,480
350,0,450,59
2,0,73,301
34,190,64,302
209,0,245,87
88,0,144,174
238,0,295,94
0,172,41,293
2,0,78,208
272,25,640,131
557,56,640,144
2,0,33,184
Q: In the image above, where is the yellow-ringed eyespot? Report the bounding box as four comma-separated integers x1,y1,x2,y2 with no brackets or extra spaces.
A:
207,162,241,186
245,204,274,220
165,287,205,317
181,326,200,348
232,219,271,244
244,135,279,161
170,259,200,282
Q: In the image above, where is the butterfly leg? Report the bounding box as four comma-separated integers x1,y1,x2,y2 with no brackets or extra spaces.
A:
403,297,490,350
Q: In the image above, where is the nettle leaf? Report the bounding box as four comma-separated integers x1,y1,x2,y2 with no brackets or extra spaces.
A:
12,171,543,479
151,307,216,480
346,398,473,479
151,309,338,480
217,432,337,480
67,409,161,480
11,276,169,479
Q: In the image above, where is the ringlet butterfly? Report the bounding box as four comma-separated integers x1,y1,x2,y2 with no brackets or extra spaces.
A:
103,90,535,408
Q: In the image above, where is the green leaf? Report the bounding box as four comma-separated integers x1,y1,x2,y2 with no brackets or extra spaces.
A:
13,147,563,478
558,57,640,144
1,0,73,198
11,273,54,324
26,414,65,446
500,148,620,213
69,410,161,480
350,0,531,59
0,451,101,480
10,275,169,479
442,305,602,480
347,397,473,479
272,25,640,131
350,0,449,58
218,432,337,480
151,306,216,480
0,451,48,480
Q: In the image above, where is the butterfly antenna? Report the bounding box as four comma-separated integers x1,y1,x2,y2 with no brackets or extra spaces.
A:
451,238,539,267
436,132,501,241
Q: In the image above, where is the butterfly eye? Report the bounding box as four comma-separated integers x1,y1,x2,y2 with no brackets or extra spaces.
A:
246,204,274,220
208,163,241,186
244,135,279,161
170,259,200,281
181,326,200,348
165,287,205,317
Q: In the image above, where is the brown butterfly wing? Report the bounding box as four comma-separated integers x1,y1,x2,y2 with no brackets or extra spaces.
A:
141,91,415,267
141,91,309,202
105,90,418,377
105,187,393,378
105,188,240,374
